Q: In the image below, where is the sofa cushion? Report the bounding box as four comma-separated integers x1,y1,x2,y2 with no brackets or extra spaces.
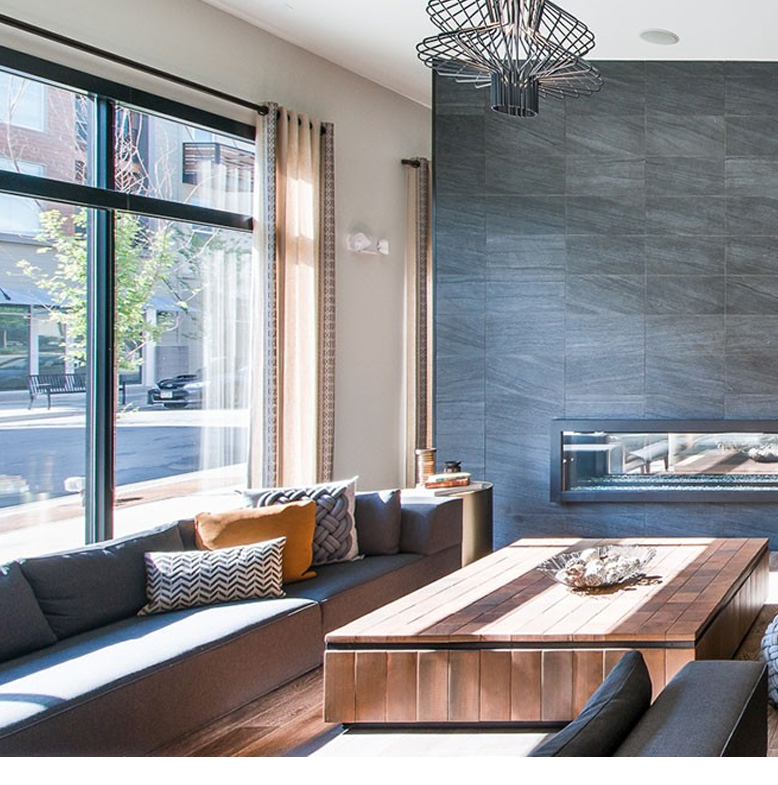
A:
195,501,316,583
284,552,421,604
0,596,317,741
244,477,359,566
18,524,184,639
355,490,401,555
614,660,768,757
139,539,286,615
0,562,56,662
529,651,652,757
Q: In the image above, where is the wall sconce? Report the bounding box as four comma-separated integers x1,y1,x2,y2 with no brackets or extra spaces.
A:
347,232,390,256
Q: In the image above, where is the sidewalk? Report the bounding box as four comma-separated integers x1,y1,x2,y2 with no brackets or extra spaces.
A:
0,464,248,561
0,388,245,427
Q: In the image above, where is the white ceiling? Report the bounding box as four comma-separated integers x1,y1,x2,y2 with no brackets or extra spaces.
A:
200,0,778,107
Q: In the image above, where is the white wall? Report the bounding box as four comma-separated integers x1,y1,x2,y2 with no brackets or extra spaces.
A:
0,0,432,490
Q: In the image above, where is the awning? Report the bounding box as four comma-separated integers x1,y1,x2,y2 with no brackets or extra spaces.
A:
0,284,51,306
148,293,187,312
0,285,186,312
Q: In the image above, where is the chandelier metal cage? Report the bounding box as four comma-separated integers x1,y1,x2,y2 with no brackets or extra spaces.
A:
417,0,603,117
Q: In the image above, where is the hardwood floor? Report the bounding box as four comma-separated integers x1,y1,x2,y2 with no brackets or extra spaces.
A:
154,563,778,758
151,668,341,757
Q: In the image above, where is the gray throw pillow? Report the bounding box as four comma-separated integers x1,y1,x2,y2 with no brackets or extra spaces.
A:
355,489,402,555
139,538,286,615
529,651,652,757
243,477,359,566
0,561,57,662
19,524,184,639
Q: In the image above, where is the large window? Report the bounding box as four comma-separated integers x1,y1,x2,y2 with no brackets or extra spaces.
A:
0,160,44,235
0,72,46,131
0,54,255,560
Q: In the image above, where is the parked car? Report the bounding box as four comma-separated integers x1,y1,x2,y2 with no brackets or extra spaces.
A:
147,371,203,409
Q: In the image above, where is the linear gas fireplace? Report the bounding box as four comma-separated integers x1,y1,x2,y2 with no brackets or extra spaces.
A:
551,420,778,502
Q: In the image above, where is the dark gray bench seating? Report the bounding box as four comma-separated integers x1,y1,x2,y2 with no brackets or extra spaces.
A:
0,492,462,756
529,650,767,757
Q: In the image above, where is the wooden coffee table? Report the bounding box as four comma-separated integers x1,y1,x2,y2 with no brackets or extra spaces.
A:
324,537,768,725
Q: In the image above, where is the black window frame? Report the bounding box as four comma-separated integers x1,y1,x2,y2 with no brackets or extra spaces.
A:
0,46,255,545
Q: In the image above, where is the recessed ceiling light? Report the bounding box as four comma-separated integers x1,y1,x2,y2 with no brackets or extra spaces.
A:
639,29,680,46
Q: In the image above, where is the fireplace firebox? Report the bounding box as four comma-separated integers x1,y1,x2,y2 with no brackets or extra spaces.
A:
551,420,778,502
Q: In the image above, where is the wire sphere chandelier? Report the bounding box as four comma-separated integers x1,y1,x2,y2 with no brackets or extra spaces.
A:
417,0,603,117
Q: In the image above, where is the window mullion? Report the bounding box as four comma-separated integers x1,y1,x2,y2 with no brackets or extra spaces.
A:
85,96,116,544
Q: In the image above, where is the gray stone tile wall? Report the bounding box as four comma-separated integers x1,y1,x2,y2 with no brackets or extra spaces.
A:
433,62,778,549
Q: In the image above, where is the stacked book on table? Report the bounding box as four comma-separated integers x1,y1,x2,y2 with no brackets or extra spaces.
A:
424,471,471,489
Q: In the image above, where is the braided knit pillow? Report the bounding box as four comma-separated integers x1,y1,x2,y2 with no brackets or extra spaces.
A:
243,477,359,566
760,613,778,707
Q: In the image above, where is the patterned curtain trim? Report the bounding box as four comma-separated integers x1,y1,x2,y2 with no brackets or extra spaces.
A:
403,157,433,487
415,158,432,452
251,104,335,487
317,122,336,483
251,102,278,487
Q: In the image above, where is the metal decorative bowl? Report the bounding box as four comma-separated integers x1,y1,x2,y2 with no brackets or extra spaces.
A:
537,545,656,590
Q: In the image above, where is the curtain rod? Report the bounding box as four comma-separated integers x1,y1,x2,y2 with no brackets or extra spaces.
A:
402,159,424,168
0,12,271,116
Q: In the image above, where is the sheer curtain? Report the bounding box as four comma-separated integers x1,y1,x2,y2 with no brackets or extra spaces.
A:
249,105,336,488
403,158,433,487
197,158,251,474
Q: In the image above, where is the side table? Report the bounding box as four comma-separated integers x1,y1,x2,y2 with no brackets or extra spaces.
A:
402,481,493,566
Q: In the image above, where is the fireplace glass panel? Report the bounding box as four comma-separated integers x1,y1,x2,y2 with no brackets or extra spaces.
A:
553,422,778,501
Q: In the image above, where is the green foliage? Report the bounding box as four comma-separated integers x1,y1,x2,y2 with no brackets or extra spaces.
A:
17,209,188,371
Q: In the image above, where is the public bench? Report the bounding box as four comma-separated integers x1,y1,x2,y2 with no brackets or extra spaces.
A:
27,373,86,409
27,374,127,409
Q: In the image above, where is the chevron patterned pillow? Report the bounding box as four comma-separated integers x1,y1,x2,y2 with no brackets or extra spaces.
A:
243,477,359,566
138,538,286,615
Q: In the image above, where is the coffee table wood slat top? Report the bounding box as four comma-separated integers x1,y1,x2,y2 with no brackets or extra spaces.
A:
326,537,768,648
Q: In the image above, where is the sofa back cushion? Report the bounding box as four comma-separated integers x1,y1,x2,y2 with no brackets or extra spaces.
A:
18,523,184,639
529,651,652,757
0,561,57,661
355,490,402,555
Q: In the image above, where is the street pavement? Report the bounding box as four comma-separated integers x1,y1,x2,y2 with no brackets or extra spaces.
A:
0,386,248,504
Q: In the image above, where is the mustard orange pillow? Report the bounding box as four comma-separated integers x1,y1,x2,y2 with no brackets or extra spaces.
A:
195,501,316,583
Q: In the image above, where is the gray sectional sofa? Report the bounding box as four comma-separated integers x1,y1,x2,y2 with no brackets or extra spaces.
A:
0,491,462,756
530,651,767,757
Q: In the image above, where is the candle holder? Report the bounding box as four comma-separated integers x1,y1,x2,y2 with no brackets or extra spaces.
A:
415,447,436,487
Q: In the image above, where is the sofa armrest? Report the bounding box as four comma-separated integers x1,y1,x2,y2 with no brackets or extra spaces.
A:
399,496,462,556
615,660,767,757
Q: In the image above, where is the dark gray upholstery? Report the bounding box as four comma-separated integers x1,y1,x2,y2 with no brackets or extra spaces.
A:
18,524,184,639
530,651,652,757
0,600,321,756
0,563,56,661
400,497,462,555
615,659,768,757
527,653,767,758
286,554,422,603
355,490,402,555
0,493,463,756
287,546,461,634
